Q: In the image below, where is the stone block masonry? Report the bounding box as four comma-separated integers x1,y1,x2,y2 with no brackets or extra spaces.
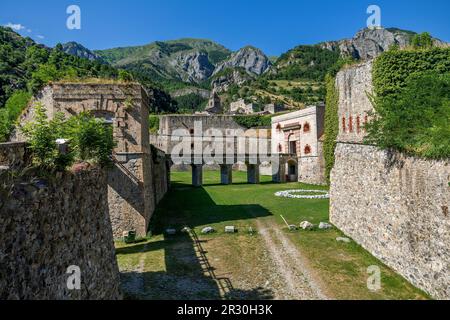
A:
336,60,373,144
0,142,31,170
330,143,450,299
13,83,171,238
0,167,121,299
331,60,450,299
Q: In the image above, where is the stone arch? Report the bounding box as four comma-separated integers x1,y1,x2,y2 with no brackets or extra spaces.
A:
287,158,298,182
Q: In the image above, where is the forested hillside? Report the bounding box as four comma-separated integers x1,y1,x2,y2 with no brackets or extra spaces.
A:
0,26,177,141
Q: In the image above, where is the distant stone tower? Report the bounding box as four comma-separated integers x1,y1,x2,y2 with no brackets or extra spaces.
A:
205,91,222,114
15,82,156,238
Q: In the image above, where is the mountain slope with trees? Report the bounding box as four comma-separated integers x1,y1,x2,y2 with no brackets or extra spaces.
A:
0,26,177,141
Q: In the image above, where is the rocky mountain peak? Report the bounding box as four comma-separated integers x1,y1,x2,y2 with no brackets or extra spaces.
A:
213,45,272,76
320,27,420,60
175,50,215,82
61,42,105,62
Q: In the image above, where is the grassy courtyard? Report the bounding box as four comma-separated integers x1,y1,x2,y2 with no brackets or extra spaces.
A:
115,170,429,300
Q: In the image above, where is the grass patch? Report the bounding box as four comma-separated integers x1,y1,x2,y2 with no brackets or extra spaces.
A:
115,170,429,300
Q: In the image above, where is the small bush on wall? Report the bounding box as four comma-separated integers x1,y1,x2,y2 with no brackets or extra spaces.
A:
21,103,116,170
233,115,272,129
0,91,32,142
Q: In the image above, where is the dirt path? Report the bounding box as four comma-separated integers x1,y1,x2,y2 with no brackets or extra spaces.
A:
255,218,329,300
118,220,330,300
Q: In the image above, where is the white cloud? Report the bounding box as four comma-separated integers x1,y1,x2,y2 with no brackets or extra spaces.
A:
36,35,45,39
27,29,32,33
5,22,26,31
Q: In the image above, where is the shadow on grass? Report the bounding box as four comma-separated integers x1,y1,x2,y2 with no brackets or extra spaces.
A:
119,231,274,300
118,177,276,300
202,180,275,187
149,182,273,236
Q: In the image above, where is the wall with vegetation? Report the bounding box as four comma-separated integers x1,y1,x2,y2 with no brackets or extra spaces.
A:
367,48,450,159
323,75,339,183
331,48,450,299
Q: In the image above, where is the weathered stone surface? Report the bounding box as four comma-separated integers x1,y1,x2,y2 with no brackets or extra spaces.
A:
211,68,253,93
319,222,332,230
0,167,121,300
320,28,448,61
225,226,236,233
300,221,314,230
62,41,105,62
176,51,215,82
330,143,450,299
213,46,272,76
201,227,215,234
13,83,170,238
0,142,31,169
335,60,374,144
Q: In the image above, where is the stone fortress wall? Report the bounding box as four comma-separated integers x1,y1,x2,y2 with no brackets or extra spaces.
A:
330,61,450,299
0,141,30,170
0,164,121,299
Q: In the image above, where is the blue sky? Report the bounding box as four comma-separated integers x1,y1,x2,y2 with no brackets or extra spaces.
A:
1,0,449,56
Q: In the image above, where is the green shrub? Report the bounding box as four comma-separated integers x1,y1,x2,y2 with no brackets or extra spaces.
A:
0,90,31,142
20,104,116,170
149,115,160,133
411,32,433,49
65,112,116,166
118,69,134,82
20,103,71,169
233,115,272,129
366,72,450,159
272,45,340,81
321,57,355,184
174,93,207,113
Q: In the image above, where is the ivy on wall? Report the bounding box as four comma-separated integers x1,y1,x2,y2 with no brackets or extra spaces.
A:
368,47,450,159
372,48,450,98
323,74,339,183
